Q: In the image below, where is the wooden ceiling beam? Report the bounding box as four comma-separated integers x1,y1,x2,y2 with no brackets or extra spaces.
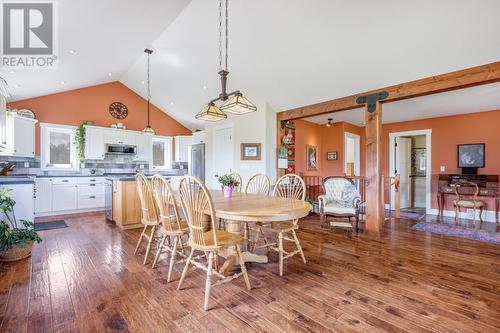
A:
277,61,500,121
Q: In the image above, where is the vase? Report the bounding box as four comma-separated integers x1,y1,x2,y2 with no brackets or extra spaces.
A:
0,241,33,262
223,186,234,198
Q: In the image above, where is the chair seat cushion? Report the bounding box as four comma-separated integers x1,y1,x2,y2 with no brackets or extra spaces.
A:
199,230,243,248
454,200,483,208
323,202,356,215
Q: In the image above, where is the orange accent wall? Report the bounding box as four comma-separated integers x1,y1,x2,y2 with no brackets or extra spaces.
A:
10,81,191,155
294,119,323,176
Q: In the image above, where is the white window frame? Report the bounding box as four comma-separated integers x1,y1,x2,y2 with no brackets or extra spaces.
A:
40,123,79,171
151,135,173,171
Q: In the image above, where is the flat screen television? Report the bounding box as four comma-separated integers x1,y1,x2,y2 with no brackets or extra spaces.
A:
458,143,485,174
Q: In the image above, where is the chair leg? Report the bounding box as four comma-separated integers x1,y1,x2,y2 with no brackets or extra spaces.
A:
204,251,214,311
479,206,484,223
143,225,156,265
252,224,260,253
134,225,147,255
177,248,194,291
454,206,459,222
167,235,179,282
292,229,306,264
278,232,284,276
355,215,359,232
320,214,324,228
152,234,168,269
236,245,251,291
243,222,249,251
472,208,476,224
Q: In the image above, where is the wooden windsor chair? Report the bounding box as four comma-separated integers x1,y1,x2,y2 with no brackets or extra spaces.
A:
176,175,251,311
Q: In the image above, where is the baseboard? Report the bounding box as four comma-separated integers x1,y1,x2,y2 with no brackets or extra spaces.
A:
35,207,105,218
427,208,498,223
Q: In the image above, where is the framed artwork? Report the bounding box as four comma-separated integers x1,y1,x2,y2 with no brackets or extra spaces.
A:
326,151,338,161
306,145,318,170
457,143,485,168
411,148,426,177
241,143,261,160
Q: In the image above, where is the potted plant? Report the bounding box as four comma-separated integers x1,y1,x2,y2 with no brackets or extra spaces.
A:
74,123,86,164
0,187,41,262
216,174,240,198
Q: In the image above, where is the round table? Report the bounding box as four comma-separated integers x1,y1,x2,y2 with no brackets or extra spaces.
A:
209,191,312,275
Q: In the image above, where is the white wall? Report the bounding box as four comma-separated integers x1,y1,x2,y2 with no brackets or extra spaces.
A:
204,98,276,189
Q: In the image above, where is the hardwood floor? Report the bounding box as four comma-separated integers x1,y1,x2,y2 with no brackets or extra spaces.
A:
1,212,499,333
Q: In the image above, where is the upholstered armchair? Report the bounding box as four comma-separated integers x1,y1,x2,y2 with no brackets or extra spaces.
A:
318,176,363,231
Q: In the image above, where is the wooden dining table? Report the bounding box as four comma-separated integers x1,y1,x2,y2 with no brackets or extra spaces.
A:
208,190,312,275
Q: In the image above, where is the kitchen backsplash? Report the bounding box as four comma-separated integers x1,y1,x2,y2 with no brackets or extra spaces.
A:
0,155,188,176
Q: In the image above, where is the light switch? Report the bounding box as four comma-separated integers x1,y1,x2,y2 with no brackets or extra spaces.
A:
24,162,30,168
440,166,445,172
139,164,145,169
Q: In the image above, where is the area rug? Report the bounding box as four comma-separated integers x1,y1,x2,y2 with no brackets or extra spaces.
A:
411,221,500,244
385,210,425,220
34,220,68,231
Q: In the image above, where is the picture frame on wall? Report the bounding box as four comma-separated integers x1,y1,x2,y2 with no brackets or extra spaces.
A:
326,151,338,161
241,143,262,160
306,145,318,170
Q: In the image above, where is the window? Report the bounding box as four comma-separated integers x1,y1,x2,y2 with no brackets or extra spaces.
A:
151,136,172,170
40,123,78,170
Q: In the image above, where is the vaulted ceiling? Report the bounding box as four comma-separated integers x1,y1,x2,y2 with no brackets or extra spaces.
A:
4,0,500,130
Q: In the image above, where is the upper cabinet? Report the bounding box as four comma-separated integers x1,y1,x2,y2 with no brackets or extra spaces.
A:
134,133,152,161
174,135,192,163
84,126,105,160
192,130,206,144
0,113,37,157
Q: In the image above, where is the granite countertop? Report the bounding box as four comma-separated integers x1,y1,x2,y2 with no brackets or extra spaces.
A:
105,174,181,181
0,176,35,185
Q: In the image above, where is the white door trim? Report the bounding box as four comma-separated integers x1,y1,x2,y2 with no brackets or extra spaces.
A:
344,131,361,176
389,129,432,214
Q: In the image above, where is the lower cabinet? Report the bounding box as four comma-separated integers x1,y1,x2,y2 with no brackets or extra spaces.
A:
35,177,105,215
112,180,142,230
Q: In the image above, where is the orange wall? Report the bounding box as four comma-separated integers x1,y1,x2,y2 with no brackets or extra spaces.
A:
10,81,191,155
295,119,323,176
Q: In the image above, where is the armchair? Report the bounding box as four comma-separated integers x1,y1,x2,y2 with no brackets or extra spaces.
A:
319,176,363,231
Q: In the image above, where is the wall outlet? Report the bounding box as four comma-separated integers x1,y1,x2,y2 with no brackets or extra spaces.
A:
440,166,445,172
139,164,145,169
24,162,30,168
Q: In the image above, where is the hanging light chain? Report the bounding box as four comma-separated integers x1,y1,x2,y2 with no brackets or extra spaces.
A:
225,0,228,71
147,51,151,125
219,0,222,72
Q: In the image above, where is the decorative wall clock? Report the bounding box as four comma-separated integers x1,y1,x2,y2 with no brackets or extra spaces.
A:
109,102,128,119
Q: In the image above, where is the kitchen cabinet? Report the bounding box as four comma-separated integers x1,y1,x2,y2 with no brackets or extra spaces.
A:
1,113,37,157
84,126,105,160
112,179,142,230
34,178,52,213
192,130,206,144
3,182,35,223
52,183,78,211
174,135,192,162
133,133,152,162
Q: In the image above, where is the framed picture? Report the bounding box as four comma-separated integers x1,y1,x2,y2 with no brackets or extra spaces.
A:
326,151,338,161
241,143,261,160
457,143,485,168
306,145,318,170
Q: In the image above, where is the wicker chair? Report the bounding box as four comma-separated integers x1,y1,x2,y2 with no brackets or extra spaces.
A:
150,175,190,282
134,173,160,265
177,175,251,311
318,176,362,231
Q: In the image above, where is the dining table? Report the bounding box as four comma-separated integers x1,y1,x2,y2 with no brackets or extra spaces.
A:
207,190,312,275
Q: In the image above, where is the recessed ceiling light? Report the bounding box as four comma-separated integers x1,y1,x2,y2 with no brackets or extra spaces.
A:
140,80,145,85
8,70,16,74
68,49,76,54
170,102,174,106
60,81,66,85
108,72,112,77
203,85,207,90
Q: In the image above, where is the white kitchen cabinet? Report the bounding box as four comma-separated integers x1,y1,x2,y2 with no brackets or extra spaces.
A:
34,178,53,213
174,135,192,162
1,113,37,157
192,130,206,144
52,183,78,211
120,131,137,145
4,183,35,223
84,126,105,160
103,128,122,145
134,133,152,161
103,128,138,146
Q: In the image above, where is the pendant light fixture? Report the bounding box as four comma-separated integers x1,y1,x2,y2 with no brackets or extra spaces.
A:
195,0,256,121
142,48,155,134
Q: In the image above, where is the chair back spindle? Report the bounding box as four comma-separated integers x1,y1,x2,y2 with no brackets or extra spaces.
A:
135,173,158,224
274,174,306,201
151,175,183,232
245,173,270,195
230,173,243,192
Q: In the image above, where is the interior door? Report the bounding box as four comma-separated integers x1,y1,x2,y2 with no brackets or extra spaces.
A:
213,127,233,183
395,137,412,208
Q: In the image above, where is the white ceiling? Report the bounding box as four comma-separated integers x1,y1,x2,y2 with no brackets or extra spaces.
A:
4,0,500,130
1,0,190,100
303,82,500,126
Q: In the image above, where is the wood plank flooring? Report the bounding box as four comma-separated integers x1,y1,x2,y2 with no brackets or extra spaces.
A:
1,212,499,333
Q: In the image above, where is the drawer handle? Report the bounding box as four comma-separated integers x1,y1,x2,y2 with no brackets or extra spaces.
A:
90,179,96,182
89,184,96,187
89,196,96,199
61,180,69,182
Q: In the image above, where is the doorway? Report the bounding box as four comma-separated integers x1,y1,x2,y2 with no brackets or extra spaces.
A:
212,125,234,181
389,129,432,214
344,132,360,176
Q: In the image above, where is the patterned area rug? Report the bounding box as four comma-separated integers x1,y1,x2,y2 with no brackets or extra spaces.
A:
385,210,425,220
411,221,500,244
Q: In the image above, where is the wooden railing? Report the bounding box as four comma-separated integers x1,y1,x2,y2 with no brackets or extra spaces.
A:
299,174,322,202
383,174,400,218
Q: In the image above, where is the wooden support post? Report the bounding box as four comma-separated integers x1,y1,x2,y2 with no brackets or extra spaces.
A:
394,174,401,219
364,101,384,232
